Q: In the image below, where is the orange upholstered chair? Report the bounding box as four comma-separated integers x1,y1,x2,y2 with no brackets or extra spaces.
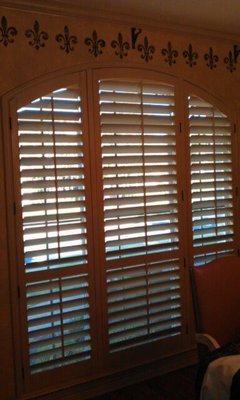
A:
192,255,240,350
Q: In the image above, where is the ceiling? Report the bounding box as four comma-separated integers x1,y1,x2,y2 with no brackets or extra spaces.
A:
53,0,240,37
3,0,240,38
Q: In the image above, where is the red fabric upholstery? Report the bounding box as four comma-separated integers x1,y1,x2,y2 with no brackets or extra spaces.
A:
193,256,240,346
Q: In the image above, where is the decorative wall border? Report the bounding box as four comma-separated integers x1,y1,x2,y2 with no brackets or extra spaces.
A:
1,16,240,73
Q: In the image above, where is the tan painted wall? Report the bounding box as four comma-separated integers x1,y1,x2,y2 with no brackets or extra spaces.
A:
1,5,240,399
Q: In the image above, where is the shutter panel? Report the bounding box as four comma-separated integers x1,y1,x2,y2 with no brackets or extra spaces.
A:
17,87,93,376
98,79,183,352
99,80,179,260
188,94,234,264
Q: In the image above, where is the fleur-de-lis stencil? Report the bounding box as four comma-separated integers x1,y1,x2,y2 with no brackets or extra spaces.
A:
224,50,236,73
137,36,155,62
0,16,17,46
111,33,130,59
84,30,105,57
56,26,77,54
25,20,48,50
183,44,198,67
161,42,178,66
204,47,219,69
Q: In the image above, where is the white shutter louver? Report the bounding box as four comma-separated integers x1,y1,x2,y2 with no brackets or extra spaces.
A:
17,87,93,374
188,95,234,261
99,81,179,260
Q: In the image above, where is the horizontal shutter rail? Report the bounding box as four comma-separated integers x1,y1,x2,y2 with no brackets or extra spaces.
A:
19,121,81,132
101,115,174,126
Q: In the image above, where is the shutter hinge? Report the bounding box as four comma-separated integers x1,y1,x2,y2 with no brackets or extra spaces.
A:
17,285,20,299
13,202,16,215
22,367,25,380
234,123,237,133
236,187,239,197
179,122,182,133
181,190,184,201
9,117,12,130
183,257,186,268
185,323,189,335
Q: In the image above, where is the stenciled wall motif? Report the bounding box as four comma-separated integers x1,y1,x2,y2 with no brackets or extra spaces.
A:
1,15,240,73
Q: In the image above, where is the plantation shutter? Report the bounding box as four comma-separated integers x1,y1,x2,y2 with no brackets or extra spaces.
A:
188,94,234,265
98,79,183,352
16,86,94,378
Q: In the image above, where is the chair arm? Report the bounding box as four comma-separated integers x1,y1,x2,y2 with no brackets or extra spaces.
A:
196,333,220,351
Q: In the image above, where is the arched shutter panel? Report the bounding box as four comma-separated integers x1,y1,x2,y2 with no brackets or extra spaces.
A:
98,79,183,351
188,94,234,264
17,87,93,375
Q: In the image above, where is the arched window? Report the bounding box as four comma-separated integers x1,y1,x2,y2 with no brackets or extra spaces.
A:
6,69,235,395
